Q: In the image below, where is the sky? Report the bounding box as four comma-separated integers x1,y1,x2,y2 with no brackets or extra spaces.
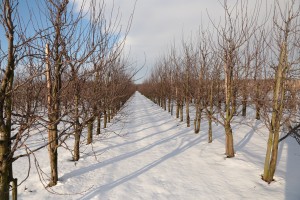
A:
1,0,287,84
76,0,227,83
119,0,226,83
72,0,286,84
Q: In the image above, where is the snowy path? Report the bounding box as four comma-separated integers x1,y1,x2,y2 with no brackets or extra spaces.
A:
79,92,216,199
16,92,300,199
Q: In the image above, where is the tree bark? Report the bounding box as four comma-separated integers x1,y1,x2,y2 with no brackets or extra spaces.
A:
225,122,234,157
194,100,201,134
0,142,10,199
176,88,179,118
72,66,81,161
87,119,94,145
224,52,235,157
73,127,81,161
186,97,190,127
242,93,247,116
48,125,58,187
208,82,214,143
104,110,107,128
108,109,111,123
255,83,261,120
46,43,60,187
96,114,101,135
12,178,17,200
0,1,15,197
208,116,213,143
179,102,183,122
263,42,287,183
168,95,171,113
73,92,81,161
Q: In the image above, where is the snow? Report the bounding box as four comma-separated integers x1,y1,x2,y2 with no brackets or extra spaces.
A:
14,92,300,199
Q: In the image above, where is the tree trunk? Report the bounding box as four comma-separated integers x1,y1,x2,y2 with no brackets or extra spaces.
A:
0,2,15,196
255,83,261,120
185,67,190,127
196,110,202,134
0,136,10,199
208,116,212,143
242,93,247,116
12,178,17,200
232,87,237,115
179,102,183,122
224,59,235,158
45,43,59,187
73,103,81,161
262,42,287,183
48,125,58,187
186,97,190,127
269,126,280,180
108,109,111,123
87,119,93,145
208,82,213,143
255,104,260,120
194,101,201,134
96,114,101,135
176,88,179,118
73,128,81,161
176,101,179,118
168,96,171,113
171,100,174,116
225,122,234,157
104,110,107,128
73,74,81,161
194,103,199,133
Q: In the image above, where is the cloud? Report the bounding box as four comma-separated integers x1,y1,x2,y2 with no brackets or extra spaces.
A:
73,0,289,83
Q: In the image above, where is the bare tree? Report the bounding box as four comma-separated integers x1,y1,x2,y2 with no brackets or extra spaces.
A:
210,0,260,157
0,0,43,197
0,1,17,197
262,0,300,183
43,0,79,187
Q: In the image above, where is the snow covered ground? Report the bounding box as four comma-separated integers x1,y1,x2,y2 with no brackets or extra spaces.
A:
14,92,300,199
